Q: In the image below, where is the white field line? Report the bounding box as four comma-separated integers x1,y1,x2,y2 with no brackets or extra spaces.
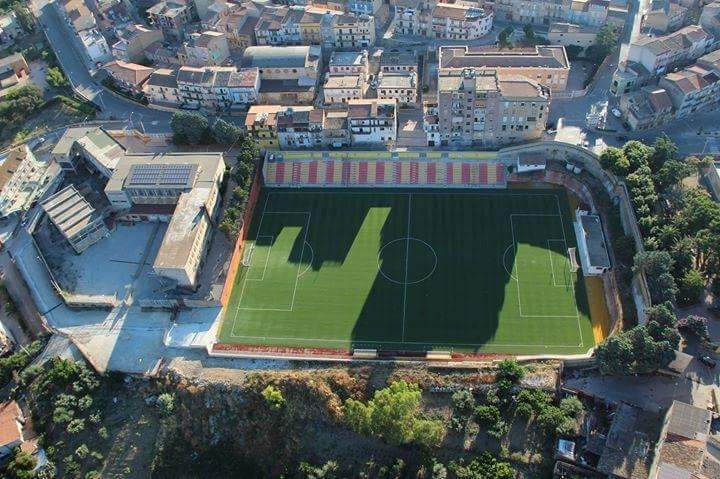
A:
401,193,412,342
555,196,584,348
509,214,580,319
227,334,586,348
246,235,274,281
233,209,311,332
547,239,569,287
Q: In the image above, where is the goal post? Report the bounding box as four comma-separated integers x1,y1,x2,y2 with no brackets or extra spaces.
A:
568,247,579,273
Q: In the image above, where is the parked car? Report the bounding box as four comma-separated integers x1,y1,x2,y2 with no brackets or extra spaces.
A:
611,108,622,118
698,355,717,368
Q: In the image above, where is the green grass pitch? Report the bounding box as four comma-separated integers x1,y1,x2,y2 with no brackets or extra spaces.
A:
218,188,595,355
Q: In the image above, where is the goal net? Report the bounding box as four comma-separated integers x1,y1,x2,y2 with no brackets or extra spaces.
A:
568,247,579,273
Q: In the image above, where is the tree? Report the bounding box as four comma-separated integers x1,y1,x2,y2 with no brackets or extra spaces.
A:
622,141,653,172
596,332,636,374
449,453,515,479
677,269,705,305
343,381,445,447
496,359,525,383
633,251,678,304
299,461,339,479
170,111,209,145
600,147,630,176
677,315,710,341
474,404,501,426
6,449,37,479
587,25,618,62
262,385,285,410
649,135,678,173
657,159,695,192
498,26,514,48
211,118,241,144
559,396,584,418
13,5,35,33
523,23,535,41
46,66,68,88
565,44,584,61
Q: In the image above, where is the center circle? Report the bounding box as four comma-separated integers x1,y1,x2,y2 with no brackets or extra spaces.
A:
378,238,437,285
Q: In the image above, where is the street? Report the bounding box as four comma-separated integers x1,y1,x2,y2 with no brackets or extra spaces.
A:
30,0,172,133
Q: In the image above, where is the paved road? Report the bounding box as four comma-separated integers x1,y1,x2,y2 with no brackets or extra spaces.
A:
30,0,172,133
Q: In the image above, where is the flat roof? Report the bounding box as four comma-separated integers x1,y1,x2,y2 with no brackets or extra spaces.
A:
152,187,209,271
106,152,223,194
579,213,611,268
440,45,569,70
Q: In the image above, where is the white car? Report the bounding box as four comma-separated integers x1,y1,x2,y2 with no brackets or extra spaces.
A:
611,108,622,118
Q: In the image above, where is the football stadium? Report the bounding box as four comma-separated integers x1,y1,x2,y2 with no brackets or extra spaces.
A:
218,151,611,356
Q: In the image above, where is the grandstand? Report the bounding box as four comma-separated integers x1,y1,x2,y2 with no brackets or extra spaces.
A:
263,151,506,188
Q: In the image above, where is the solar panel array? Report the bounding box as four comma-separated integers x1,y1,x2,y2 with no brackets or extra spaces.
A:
127,163,196,187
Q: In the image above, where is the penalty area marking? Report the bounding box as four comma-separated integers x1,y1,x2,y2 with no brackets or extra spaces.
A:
377,237,438,286
233,211,311,321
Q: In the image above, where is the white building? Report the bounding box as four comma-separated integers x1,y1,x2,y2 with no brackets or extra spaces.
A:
574,209,611,276
79,28,111,64
377,71,417,105
347,98,397,145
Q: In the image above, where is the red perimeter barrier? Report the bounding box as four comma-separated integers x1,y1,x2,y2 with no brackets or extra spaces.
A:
220,167,263,306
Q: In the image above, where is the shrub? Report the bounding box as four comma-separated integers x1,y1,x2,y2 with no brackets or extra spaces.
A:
514,402,533,419
496,359,525,383
678,315,710,341
157,393,175,416
262,385,285,410
559,396,584,418
475,404,501,426
74,444,89,459
451,389,475,416
66,418,85,434
677,269,705,305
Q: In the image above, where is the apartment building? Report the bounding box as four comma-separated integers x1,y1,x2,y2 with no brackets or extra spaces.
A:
421,110,440,150
245,104,353,148
324,74,366,104
439,45,570,91
111,24,164,63
104,153,225,289
619,86,675,130
0,146,42,217
432,68,549,147
394,2,493,40
241,45,320,104
59,0,97,33
103,60,155,94
0,53,30,96
377,71,417,105
79,29,112,63
51,126,126,178
328,50,369,75
347,98,397,145
492,0,610,27
178,31,230,66
700,1,720,41
626,25,713,75
0,11,23,46
644,0,688,34
430,4,493,40
41,185,109,254
332,13,375,49
547,22,599,48
210,6,260,53
147,1,195,40
348,0,382,15
176,66,260,110
276,107,326,148
142,68,181,105
659,50,720,117
379,50,417,73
